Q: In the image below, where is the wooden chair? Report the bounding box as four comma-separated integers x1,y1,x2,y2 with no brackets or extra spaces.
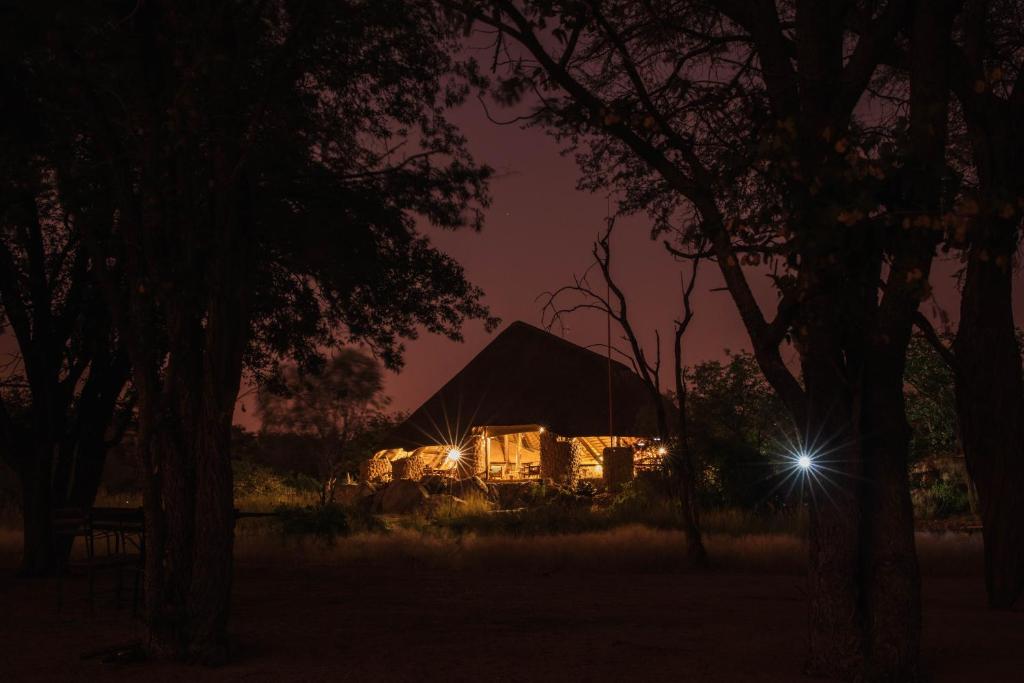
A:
54,507,144,615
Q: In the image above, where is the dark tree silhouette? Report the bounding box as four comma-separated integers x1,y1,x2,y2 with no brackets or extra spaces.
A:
446,1,958,677
0,64,133,577
540,218,707,564
9,0,496,661
945,0,1024,609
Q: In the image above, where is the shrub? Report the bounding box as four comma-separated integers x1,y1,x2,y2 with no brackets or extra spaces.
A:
232,460,320,510
574,480,597,498
272,503,387,543
914,479,971,519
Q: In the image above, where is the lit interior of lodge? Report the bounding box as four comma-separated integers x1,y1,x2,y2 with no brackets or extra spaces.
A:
374,425,650,481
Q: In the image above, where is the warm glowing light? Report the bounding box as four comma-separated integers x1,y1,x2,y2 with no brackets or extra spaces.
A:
797,454,812,470
657,446,668,456
445,447,461,462
538,426,545,433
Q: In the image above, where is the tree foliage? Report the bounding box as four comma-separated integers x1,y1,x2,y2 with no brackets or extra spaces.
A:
4,0,499,659
904,334,958,462
258,349,392,502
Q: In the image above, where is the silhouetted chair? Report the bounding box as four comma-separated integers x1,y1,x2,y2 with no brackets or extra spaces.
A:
54,507,144,615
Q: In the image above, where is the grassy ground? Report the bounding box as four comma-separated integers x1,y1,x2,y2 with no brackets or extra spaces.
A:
2,525,1016,682
0,486,1007,682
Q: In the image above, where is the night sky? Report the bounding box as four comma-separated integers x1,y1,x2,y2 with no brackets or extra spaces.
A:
230,97,1024,425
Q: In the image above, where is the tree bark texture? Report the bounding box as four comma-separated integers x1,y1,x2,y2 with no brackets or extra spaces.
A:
954,217,1024,608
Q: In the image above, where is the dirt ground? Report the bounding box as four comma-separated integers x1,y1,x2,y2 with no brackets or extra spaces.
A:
1,532,1021,682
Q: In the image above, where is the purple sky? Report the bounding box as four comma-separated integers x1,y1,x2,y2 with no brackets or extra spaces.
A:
234,100,1023,423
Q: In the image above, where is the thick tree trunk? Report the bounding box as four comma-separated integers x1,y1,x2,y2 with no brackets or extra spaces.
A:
801,380,865,679
954,224,1024,608
141,401,194,659
14,444,117,579
186,401,237,662
861,354,922,680
141,393,236,663
19,458,55,577
138,153,250,661
18,436,111,577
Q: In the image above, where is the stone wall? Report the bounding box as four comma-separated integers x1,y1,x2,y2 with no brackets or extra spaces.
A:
392,452,425,481
540,431,580,486
359,457,393,484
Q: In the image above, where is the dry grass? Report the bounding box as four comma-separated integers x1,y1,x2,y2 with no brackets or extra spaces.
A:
91,491,321,512
0,497,983,580
233,526,981,578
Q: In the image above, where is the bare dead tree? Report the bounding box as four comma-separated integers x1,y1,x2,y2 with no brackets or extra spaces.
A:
538,216,707,563
668,236,707,565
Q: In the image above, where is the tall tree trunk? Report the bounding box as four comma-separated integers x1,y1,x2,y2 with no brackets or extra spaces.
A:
861,351,922,680
18,449,55,577
954,218,1024,608
13,435,121,577
800,322,865,679
137,134,251,661
138,304,246,662
673,336,706,566
855,4,951,675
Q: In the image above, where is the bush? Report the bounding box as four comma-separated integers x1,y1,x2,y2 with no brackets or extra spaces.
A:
233,460,319,508
914,479,971,519
272,503,386,543
574,480,597,498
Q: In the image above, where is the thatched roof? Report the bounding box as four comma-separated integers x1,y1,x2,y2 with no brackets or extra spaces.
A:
384,321,658,449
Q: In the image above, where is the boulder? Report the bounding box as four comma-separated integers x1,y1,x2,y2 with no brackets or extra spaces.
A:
354,482,380,512
378,479,430,514
334,483,362,507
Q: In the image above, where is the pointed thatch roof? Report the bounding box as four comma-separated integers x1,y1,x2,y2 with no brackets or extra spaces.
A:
384,321,658,449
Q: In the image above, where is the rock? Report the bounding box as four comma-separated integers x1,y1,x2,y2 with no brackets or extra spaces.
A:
378,479,430,514
355,482,380,512
334,483,362,507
